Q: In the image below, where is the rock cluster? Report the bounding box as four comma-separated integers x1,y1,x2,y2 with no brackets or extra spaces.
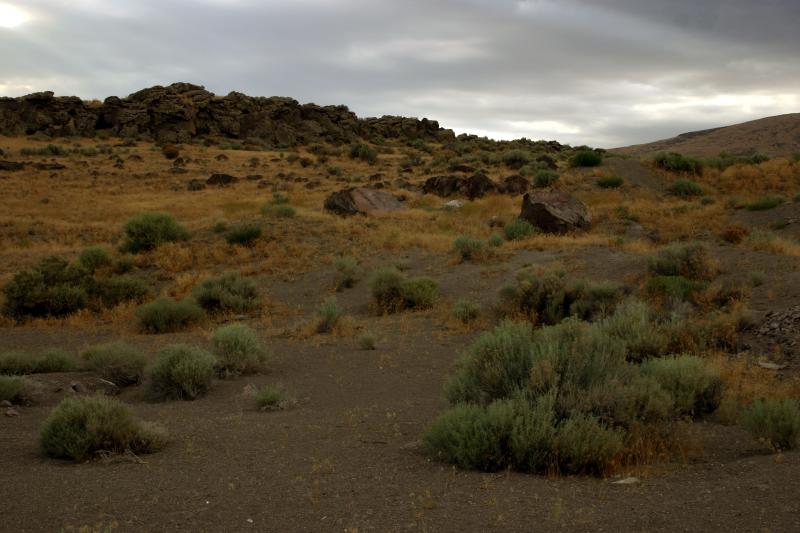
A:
0,83,455,145
751,305,800,357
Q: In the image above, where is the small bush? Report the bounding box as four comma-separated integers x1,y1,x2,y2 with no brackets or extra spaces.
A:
502,150,531,169
503,219,535,241
488,233,504,247
334,255,360,289
315,296,342,333
654,152,703,175
648,242,714,280
700,196,715,205
453,235,486,261
40,396,167,461
78,247,111,272
357,331,377,350
147,344,216,401
739,399,800,451
0,375,35,404
212,323,269,377
255,384,290,411
400,277,439,310
96,276,149,308
570,150,602,168
121,213,188,253
746,196,785,211
555,414,624,475
598,300,667,362
452,299,481,323
0,348,76,375
226,225,262,246
369,267,405,312
261,202,296,218
193,273,259,314
136,297,204,334
641,356,722,416
595,176,623,189
646,275,707,304
749,271,766,287
349,143,378,164
667,179,702,197
533,170,558,188
82,342,147,386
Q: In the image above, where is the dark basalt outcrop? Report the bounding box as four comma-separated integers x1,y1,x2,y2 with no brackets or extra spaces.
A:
0,83,455,146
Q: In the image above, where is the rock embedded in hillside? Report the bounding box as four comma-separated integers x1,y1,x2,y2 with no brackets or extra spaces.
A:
324,187,404,216
206,173,238,186
519,190,591,233
421,172,498,199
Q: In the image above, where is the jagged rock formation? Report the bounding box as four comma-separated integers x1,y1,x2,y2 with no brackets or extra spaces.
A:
0,82,455,146
519,190,591,233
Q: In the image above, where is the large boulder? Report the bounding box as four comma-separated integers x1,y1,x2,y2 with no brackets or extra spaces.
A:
324,187,404,216
462,172,497,199
422,175,463,197
519,191,591,233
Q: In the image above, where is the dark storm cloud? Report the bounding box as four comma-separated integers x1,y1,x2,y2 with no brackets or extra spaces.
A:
0,0,798,146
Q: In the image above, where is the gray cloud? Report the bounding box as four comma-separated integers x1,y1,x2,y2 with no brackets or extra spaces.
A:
0,0,797,146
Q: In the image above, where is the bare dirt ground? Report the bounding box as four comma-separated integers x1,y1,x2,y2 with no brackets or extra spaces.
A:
2,136,800,532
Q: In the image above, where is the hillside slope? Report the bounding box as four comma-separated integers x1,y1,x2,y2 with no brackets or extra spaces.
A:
615,113,800,158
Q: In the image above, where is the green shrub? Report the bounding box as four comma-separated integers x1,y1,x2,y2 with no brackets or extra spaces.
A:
502,150,531,169
136,297,204,333
452,299,481,323
645,275,707,303
349,143,378,164
255,384,290,411
597,301,667,362
424,401,516,471
96,276,149,307
147,344,216,401
226,225,262,246
40,396,166,461
82,342,147,386
334,255,360,289
121,213,188,253
533,170,558,188
555,414,624,474
315,297,342,333
700,196,715,205
667,179,702,197
570,150,602,168
21,144,67,156
595,176,623,189
78,247,111,272
2,257,91,319
357,331,377,350
749,271,766,287
488,233,504,247
739,399,800,451
212,323,269,377
113,255,135,274
453,235,486,261
261,203,296,218
369,267,405,312
0,348,77,375
503,219,535,241
655,152,703,175
500,269,624,325
400,277,439,310
746,196,785,211
0,375,35,404
648,242,714,280
193,273,259,314
641,356,722,416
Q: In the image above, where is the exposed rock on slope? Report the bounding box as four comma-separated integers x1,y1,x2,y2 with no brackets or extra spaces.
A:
0,83,455,146
519,191,591,233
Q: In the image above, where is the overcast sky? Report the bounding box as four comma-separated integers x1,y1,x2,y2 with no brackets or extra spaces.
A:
1,0,798,147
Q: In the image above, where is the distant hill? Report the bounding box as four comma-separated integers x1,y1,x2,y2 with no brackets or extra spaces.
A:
615,113,800,158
